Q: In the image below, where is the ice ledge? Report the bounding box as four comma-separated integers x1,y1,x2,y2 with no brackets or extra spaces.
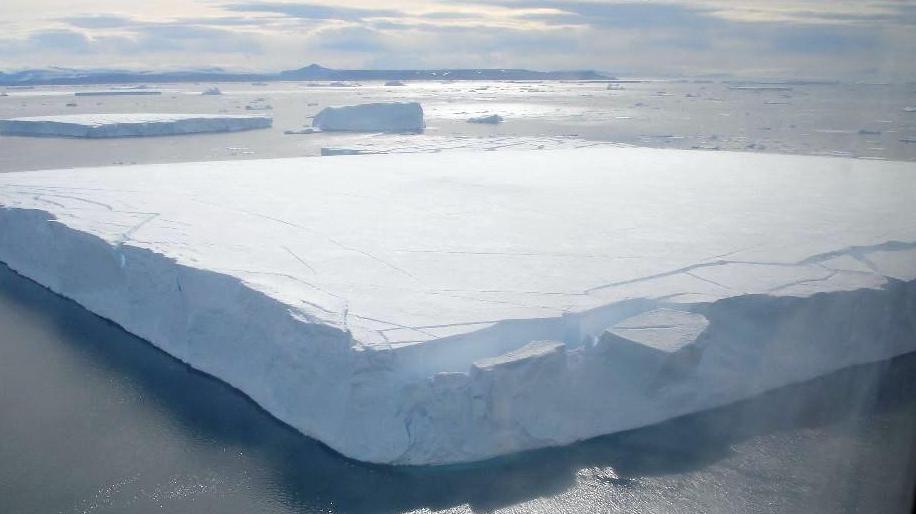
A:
601,308,708,354
0,147,915,465
473,340,566,371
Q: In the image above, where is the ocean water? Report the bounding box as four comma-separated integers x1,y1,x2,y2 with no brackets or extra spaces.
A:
0,80,914,172
1,80,915,513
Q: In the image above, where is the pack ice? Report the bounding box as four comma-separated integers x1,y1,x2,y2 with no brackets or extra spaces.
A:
0,147,914,465
0,113,272,138
312,102,424,132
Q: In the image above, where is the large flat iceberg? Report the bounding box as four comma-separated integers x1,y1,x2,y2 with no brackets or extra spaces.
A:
1,148,915,465
0,113,272,138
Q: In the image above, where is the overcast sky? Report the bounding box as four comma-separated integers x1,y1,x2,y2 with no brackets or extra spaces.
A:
1,0,914,80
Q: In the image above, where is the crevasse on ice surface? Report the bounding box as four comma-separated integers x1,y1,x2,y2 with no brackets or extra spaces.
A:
0,147,915,465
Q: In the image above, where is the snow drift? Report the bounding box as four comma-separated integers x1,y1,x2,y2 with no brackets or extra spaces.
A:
0,147,914,465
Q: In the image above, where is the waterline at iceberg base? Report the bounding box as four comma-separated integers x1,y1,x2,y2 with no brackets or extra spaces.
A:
0,147,914,465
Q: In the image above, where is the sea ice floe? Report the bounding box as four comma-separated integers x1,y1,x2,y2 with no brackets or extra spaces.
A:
0,113,272,138
467,114,504,124
74,90,162,96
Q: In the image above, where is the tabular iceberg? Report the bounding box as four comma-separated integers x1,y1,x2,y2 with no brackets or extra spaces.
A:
313,102,425,132
0,147,914,465
0,113,272,138
74,90,163,96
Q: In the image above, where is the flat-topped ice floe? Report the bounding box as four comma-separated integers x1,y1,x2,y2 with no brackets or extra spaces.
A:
74,90,163,96
1,148,915,465
313,102,424,132
0,113,272,138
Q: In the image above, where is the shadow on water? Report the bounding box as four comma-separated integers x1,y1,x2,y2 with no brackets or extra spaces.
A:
1,261,915,513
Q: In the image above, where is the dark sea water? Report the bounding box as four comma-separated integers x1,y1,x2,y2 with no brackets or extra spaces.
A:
1,262,915,514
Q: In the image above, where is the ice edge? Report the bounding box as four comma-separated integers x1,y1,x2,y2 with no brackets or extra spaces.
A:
1,204,915,466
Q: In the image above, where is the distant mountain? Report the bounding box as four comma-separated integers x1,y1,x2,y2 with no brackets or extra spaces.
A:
279,64,608,81
0,63,607,86
0,67,273,86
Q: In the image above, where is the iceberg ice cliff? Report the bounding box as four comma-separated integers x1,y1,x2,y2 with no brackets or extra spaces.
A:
0,147,914,465
313,102,424,133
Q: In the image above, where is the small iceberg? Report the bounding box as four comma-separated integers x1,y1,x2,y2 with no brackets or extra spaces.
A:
284,127,319,135
467,114,504,124
321,147,365,156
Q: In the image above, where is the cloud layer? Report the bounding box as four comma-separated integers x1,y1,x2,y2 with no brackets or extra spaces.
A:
0,0,913,80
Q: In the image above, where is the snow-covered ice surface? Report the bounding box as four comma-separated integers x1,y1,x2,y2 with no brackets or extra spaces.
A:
1,147,915,465
313,102,425,132
0,113,272,138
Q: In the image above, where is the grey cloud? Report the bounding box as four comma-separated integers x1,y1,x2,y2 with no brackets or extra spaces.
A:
419,11,482,20
313,26,389,52
224,2,402,21
1,23,261,58
465,0,916,27
514,1,717,29
60,15,135,29
28,29,92,51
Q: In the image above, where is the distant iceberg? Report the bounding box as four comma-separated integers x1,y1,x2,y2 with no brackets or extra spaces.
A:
74,90,162,96
0,113,272,138
313,102,425,133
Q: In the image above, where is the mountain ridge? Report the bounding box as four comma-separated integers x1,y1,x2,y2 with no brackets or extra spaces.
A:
0,64,609,86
